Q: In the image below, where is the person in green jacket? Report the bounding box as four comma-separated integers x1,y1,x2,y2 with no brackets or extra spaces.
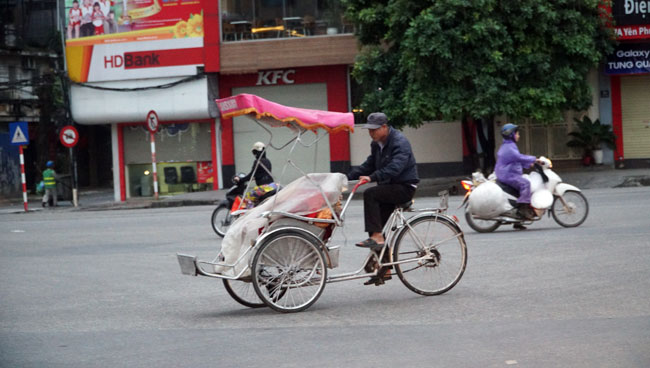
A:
42,160,57,207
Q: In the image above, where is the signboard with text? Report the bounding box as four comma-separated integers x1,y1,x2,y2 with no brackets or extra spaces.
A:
605,43,650,75
611,0,650,40
64,0,204,83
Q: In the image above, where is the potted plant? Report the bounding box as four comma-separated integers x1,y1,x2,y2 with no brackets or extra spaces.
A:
567,116,617,165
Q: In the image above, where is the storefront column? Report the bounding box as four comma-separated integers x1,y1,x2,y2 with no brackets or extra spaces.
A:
111,123,123,201
610,75,624,164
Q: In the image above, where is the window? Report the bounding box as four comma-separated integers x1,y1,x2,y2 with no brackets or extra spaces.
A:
220,0,353,42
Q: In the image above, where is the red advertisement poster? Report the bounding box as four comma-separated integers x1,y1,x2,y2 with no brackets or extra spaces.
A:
64,0,205,82
197,161,213,183
64,0,203,46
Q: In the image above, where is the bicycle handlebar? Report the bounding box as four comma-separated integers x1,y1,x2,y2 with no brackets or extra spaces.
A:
351,178,369,193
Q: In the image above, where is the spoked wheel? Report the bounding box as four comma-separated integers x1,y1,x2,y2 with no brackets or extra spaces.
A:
222,279,265,308
551,190,589,227
465,209,501,233
251,231,327,313
393,214,467,296
211,204,233,237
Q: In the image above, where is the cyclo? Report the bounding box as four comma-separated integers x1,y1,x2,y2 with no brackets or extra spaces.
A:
177,94,468,313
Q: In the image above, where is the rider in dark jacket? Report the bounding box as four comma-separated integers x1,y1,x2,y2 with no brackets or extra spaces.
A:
348,112,419,248
235,142,276,208
238,141,273,186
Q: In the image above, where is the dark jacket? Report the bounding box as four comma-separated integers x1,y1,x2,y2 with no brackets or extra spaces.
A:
241,153,273,185
348,127,419,185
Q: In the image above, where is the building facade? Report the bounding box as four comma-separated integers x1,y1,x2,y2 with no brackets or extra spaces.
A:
603,0,650,168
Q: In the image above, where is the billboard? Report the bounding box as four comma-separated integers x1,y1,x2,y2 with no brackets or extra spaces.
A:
65,0,205,82
605,43,650,75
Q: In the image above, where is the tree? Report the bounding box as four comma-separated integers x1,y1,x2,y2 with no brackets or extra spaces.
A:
345,0,615,172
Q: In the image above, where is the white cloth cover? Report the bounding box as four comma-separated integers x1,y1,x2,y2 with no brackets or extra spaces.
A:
215,173,348,276
468,181,510,218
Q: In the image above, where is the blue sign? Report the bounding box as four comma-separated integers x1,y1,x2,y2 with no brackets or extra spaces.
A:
9,122,29,146
606,43,650,75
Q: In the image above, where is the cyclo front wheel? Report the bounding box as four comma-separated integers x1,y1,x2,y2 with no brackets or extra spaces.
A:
393,214,467,296
251,230,327,313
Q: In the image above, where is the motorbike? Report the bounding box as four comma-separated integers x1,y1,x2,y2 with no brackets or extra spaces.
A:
210,173,278,237
460,157,589,232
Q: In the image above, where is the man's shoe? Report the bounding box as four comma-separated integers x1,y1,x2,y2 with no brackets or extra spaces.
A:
355,238,384,250
513,223,527,230
364,268,392,286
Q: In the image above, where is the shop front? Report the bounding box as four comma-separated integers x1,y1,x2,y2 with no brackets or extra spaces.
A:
218,65,350,184
605,1,650,167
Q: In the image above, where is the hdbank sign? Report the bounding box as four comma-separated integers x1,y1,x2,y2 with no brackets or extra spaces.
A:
606,43,650,75
63,0,205,82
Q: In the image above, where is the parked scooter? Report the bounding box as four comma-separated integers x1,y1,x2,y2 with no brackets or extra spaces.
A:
211,173,278,237
460,157,589,232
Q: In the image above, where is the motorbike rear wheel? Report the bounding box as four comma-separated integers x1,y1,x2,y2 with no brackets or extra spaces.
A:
465,209,501,233
211,203,232,237
551,190,589,227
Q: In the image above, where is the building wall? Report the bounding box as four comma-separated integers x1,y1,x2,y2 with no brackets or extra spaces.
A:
350,121,465,178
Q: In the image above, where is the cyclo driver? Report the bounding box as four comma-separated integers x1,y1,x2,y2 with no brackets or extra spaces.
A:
347,112,419,285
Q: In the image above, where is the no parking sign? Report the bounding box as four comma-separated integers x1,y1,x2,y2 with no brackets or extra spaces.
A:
60,126,79,148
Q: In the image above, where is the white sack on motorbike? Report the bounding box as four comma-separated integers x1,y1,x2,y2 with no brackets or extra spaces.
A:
531,190,553,209
526,173,544,193
468,181,510,218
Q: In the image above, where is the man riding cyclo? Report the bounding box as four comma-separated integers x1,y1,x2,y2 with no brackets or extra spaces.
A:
347,112,419,285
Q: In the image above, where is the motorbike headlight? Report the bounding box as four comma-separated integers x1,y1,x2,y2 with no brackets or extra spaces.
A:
548,159,553,168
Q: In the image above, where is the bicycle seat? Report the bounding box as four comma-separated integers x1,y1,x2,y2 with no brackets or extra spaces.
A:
397,200,413,210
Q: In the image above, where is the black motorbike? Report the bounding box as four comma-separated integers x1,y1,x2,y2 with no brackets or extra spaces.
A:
210,173,278,237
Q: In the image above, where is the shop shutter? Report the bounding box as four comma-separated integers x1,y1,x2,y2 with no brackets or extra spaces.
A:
621,75,650,159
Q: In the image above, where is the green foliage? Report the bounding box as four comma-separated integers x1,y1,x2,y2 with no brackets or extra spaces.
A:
567,116,616,153
344,0,616,128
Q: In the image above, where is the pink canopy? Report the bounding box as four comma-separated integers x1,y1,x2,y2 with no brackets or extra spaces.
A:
215,94,354,133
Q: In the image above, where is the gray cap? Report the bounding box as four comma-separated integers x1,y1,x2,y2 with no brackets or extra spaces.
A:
359,112,388,129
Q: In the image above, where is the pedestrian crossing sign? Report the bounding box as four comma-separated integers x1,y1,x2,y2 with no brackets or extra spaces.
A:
9,122,29,146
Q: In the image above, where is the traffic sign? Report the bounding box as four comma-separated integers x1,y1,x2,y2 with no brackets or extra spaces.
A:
9,122,29,146
60,125,79,148
147,110,159,133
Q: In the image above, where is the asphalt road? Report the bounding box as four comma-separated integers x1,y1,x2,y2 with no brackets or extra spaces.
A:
1,187,649,368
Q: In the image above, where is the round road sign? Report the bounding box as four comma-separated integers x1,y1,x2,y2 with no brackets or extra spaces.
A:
60,125,79,148
147,110,159,133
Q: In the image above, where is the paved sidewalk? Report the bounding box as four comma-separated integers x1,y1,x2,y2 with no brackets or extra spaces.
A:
1,166,649,214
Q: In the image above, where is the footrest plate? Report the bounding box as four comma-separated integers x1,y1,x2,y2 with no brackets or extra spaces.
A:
177,254,198,276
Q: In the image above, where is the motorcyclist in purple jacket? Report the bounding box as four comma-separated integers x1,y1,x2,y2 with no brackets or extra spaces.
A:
494,123,542,221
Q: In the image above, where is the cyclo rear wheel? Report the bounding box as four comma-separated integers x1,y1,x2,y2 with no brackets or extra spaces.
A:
251,230,327,313
222,279,265,308
393,214,467,296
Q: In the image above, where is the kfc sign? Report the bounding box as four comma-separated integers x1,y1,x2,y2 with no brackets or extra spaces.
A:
256,70,296,85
